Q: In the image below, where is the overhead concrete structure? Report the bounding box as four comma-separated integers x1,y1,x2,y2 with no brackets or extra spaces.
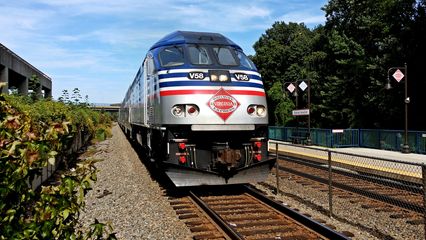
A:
91,103,120,113
0,43,52,98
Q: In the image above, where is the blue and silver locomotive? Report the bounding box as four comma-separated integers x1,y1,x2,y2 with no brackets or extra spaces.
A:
119,31,274,186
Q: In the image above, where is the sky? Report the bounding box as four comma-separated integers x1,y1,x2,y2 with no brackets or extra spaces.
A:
0,0,327,104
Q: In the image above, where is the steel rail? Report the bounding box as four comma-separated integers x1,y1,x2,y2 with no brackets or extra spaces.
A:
274,152,422,191
244,185,350,240
276,154,423,213
188,190,244,240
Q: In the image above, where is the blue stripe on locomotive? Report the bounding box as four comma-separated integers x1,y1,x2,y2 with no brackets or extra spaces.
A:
158,72,261,81
159,81,264,89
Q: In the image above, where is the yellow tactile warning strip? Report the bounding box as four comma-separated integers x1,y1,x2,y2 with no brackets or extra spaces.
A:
268,146,422,184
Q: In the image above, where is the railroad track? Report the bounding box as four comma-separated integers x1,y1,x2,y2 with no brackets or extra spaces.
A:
272,154,424,221
169,185,349,239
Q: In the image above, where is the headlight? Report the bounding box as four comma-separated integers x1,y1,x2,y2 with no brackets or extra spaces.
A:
256,106,266,117
247,105,267,117
209,70,230,82
247,106,256,114
171,105,184,117
210,74,218,81
171,104,199,117
186,104,199,116
219,74,228,82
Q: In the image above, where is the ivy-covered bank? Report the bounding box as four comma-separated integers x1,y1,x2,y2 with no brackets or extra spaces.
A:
0,95,115,239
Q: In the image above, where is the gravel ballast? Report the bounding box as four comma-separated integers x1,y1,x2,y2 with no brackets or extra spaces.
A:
254,173,424,240
78,125,191,239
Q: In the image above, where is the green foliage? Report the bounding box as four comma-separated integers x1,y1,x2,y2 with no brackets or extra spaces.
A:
0,95,114,239
253,0,426,130
267,81,295,125
28,75,42,101
252,22,325,126
59,88,89,107
58,90,70,104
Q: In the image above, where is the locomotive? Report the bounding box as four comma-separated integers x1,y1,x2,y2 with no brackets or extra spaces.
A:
118,31,274,186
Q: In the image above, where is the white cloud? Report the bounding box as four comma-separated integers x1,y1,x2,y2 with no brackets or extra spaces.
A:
0,0,326,103
279,11,325,26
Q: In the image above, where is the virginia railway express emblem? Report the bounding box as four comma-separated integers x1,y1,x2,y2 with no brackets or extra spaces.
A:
208,88,240,121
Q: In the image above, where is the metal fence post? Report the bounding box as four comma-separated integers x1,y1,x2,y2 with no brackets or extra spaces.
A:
328,150,333,218
422,164,426,240
275,142,280,195
416,132,420,154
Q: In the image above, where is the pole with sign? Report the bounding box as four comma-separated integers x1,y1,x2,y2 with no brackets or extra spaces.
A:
292,109,310,116
283,79,312,144
386,63,410,153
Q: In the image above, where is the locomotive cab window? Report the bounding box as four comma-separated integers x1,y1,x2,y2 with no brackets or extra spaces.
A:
236,50,256,70
159,46,184,67
188,45,212,65
213,46,238,66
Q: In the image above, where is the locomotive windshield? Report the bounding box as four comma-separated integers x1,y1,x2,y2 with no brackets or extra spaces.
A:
212,46,238,66
158,44,256,70
159,46,184,67
190,45,256,69
236,50,257,70
188,46,212,65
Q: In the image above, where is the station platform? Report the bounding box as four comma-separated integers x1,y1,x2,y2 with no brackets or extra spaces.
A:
268,140,426,184
268,140,426,164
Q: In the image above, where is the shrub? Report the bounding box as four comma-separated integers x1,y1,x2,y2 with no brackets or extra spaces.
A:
0,95,115,239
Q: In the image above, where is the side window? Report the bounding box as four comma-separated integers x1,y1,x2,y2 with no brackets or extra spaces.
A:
213,47,238,66
236,50,256,70
188,46,212,65
159,46,184,67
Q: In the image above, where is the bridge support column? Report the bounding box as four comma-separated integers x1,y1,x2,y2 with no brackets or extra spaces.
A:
18,76,28,96
0,66,8,94
43,86,52,98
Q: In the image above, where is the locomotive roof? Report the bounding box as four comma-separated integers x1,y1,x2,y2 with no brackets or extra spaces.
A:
149,31,242,50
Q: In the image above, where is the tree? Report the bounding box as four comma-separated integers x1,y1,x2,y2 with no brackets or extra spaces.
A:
253,0,425,130
72,88,82,105
252,22,324,126
58,89,70,104
322,0,424,130
316,30,369,128
29,74,42,100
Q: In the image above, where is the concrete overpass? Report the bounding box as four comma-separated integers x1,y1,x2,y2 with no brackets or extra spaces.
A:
91,105,120,112
90,103,120,113
0,43,52,98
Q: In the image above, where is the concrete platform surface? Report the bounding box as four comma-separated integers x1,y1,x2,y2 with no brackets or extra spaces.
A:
269,140,426,165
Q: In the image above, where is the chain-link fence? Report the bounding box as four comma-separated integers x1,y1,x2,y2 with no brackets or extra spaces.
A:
269,140,426,239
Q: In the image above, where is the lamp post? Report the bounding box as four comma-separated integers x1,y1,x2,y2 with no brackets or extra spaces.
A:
283,79,311,145
307,80,311,145
386,63,410,153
